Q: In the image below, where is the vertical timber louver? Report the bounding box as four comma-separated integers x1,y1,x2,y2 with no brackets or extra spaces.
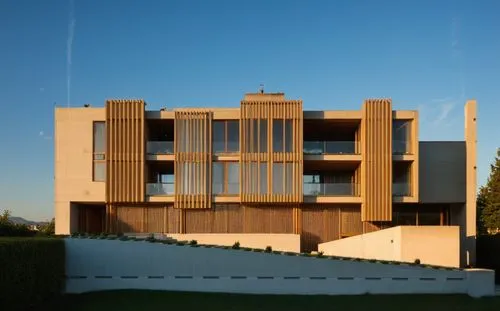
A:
361,99,392,221
105,99,145,203
240,94,303,203
174,110,212,209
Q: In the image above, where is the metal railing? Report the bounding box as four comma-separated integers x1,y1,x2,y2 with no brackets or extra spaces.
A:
147,141,174,155
303,141,357,155
393,182,410,196
303,183,358,196
146,183,174,195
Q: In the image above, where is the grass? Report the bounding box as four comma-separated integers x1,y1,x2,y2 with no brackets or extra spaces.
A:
40,290,500,311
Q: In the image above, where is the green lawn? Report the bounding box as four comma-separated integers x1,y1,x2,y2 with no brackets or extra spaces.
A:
40,290,500,311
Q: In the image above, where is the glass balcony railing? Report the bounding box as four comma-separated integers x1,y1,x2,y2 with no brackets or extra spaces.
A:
303,183,358,196
213,141,239,154
147,141,174,155
146,183,174,195
393,140,411,155
303,141,357,155
212,183,240,195
393,182,410,196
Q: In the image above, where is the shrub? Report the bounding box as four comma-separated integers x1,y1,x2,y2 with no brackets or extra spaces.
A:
0,238,65,310
265,246,272,253
414,258,421,264
232,241,240,250
317,251,324,258
477,234,500,284
145,234,155,242
189,240,198,245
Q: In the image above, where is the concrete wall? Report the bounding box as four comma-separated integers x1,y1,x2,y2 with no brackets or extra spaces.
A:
165,234,300,253
418,142,466,203
55,108,106,234
319,226,460,268
65,239,495,297
400,226,460,268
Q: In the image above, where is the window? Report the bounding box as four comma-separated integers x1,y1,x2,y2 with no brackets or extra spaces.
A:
272,119,293,153
259,163,268,194
273,120,283,152
259,120,268,153
213,121,239,153
212,162,240,195
284,120,293,152
93,122,106,182
272,163,284,194
393,120,411,154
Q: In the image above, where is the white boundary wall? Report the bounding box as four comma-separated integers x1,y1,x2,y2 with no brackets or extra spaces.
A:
65,239,495,297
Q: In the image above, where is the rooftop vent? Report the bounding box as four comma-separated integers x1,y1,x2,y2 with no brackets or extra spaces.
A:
83,104,91,107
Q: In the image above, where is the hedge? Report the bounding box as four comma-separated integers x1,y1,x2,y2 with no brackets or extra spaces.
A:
477,234,500,284
0,238,66,310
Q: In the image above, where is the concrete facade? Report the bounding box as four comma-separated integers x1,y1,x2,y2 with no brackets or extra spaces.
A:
319,226,460,267
54,94,477,267
65,239,496,297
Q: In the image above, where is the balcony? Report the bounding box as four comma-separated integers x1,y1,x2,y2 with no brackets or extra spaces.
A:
304,141,357,155
303,183,358,196
147,141,174,155
212,183,239,195
146,183,174,196
393,140,410,155
393,182,410,196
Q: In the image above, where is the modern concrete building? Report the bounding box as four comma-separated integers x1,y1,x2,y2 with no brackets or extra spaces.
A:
54,92,477,267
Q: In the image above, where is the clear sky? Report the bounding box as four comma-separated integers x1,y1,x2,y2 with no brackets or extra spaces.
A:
0,0,499,221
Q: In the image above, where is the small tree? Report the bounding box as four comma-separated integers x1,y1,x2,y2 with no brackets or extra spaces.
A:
39,218,55,236
478,149,500,234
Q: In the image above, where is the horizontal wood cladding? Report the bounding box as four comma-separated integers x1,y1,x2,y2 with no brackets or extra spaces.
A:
240,99,303,203
106,99,145,203
361,99,392,222
174,110,212,209
107,205,180,233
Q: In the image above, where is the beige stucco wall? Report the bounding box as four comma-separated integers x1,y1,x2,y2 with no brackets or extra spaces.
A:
400,226,459,268
164,234,301,253
55,107,106,234
319,226,460,267
319,227,402,261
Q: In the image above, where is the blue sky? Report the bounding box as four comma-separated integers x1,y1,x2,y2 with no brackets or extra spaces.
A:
0,0,499,221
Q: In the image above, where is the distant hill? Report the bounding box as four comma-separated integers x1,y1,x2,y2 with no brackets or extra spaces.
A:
8,217,47,226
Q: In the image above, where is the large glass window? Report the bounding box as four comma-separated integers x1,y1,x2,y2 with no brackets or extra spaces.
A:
273,120,284,152
284,120,293,152
259,120,268,153
272,163,284,194
212,162,224,194
226,121,239,152
259,163,268,194
93,122,106,182
393,120,411,154
227,163,240,194
212,162,239,195
213,121,239,153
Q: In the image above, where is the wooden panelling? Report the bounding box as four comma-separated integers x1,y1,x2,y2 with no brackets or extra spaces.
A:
340,206,363,237
240,96,303,203
106,99,145,203
107,205,179,233
243,205,294,233
174,110,212,209
361,99,392,221
185,204,243,233
78,206,105,233
301,205,341,253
